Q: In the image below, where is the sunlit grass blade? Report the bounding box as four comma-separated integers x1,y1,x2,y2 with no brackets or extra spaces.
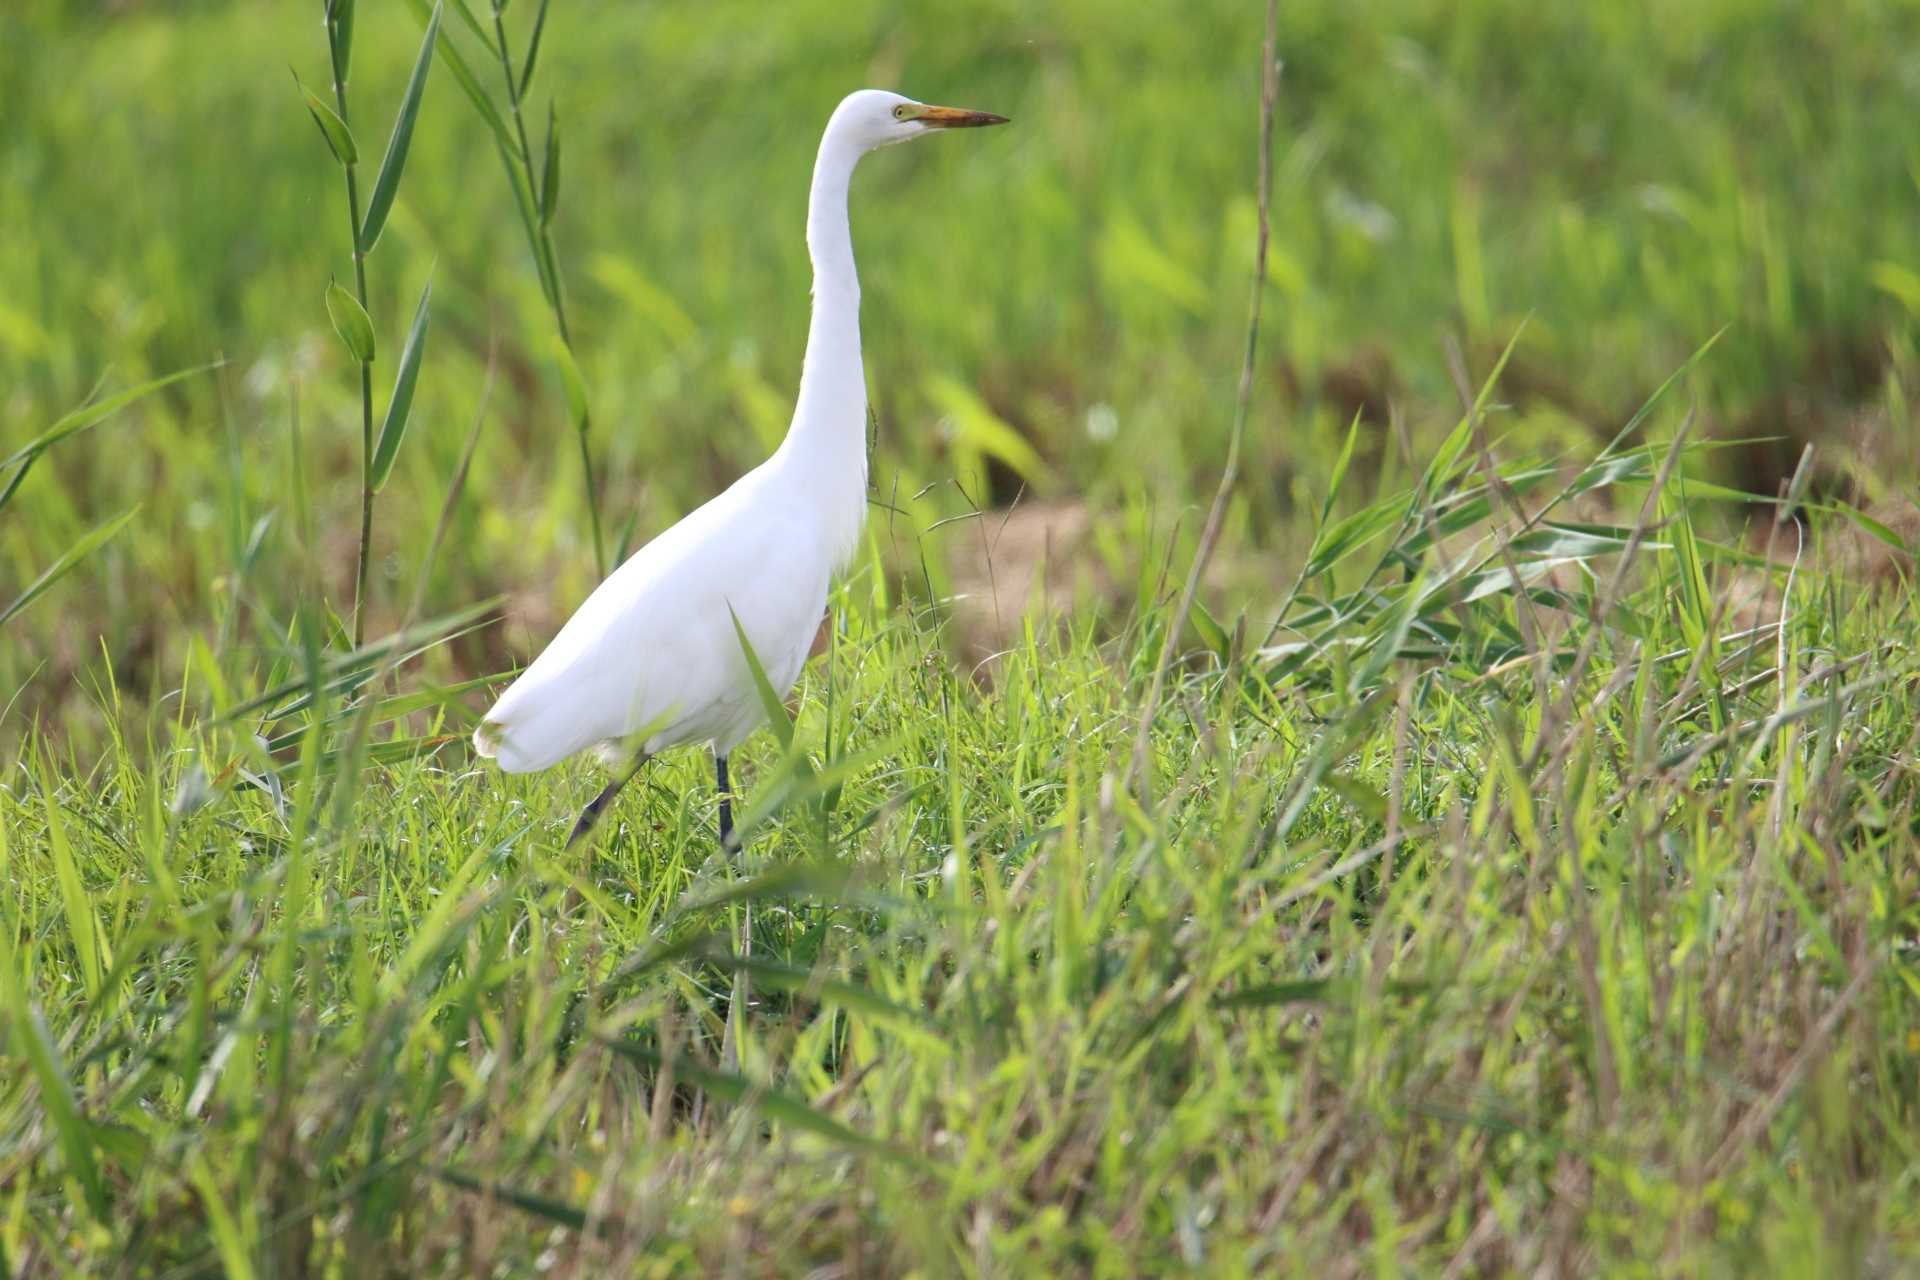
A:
605,929,727,985
0,506,140,627
0,939,106,1221
1,363,219,476
358,1,441,254
186,1157,256,1280
1422,323,1527,499
723,955,947,1040
39,783,103,997
729,736,901,843
1821,500,1912,554
602,1038,931,1170
376,841,498,1000
730,606,796,752
1189,598,1230,661
668,863,856,920
1602,326,1726,456
1300,498,1405,580
262,673,498,753
1320,409,1363,527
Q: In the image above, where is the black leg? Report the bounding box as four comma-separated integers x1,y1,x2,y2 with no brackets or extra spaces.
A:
566,754,649,848
716,752,734,849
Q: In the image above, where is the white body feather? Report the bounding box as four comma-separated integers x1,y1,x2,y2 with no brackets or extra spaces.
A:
475,90,972,774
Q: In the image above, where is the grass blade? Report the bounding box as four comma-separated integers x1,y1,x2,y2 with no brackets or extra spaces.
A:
219,596,500,721
358,1,441,255
370,276,432,492
40,787,103,997
724,955,947,1039
0,454,35,517
2,364,218,474
1824,500,1912,554
520,0,552,90
435,1167,589,1231
186,1158,256,1280
1321,409,1362,526
0,940,105,1221
730,605,796,751
1213,978,1333,1008
1189,599,1230,662
668,863,855,920
0,506,140,627
602,1039,930,1170
540,102,560,227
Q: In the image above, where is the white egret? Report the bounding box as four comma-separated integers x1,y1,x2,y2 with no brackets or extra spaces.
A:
474,89,1008,846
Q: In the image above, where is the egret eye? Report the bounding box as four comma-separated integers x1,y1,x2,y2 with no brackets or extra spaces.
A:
892,104,910,120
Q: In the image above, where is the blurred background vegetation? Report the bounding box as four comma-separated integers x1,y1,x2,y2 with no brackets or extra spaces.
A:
4,0,1919,734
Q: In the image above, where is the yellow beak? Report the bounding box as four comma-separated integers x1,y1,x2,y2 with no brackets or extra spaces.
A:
912,104,1010,128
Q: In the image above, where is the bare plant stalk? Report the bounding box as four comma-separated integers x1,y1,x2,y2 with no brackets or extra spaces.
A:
1128,0,1280,794
487,1,607,578
326,7,377,646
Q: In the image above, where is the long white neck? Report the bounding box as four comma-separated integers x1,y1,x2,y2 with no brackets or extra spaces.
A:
774,127,868,559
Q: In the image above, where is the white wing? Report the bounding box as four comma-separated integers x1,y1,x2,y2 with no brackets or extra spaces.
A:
475,465,831,772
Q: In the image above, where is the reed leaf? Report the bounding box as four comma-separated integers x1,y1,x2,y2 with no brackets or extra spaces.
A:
299,80,358,165
540,102,560,227
370,276,432,492
327,0,356,82
402,0,515,152
325,278,375,363
358,1,442,254
520,0,552,91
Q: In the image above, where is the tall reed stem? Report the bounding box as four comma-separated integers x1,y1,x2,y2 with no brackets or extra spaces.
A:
488,0,606,578
326,7,376,647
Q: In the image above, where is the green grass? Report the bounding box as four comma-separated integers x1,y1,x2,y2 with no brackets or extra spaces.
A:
4,466,1919,1271
4,0,1920,1272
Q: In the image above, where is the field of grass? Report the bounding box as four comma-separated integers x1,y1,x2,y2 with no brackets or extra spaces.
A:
4,0,1920,1273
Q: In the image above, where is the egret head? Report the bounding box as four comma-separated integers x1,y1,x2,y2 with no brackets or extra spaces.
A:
828,89,1009,153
